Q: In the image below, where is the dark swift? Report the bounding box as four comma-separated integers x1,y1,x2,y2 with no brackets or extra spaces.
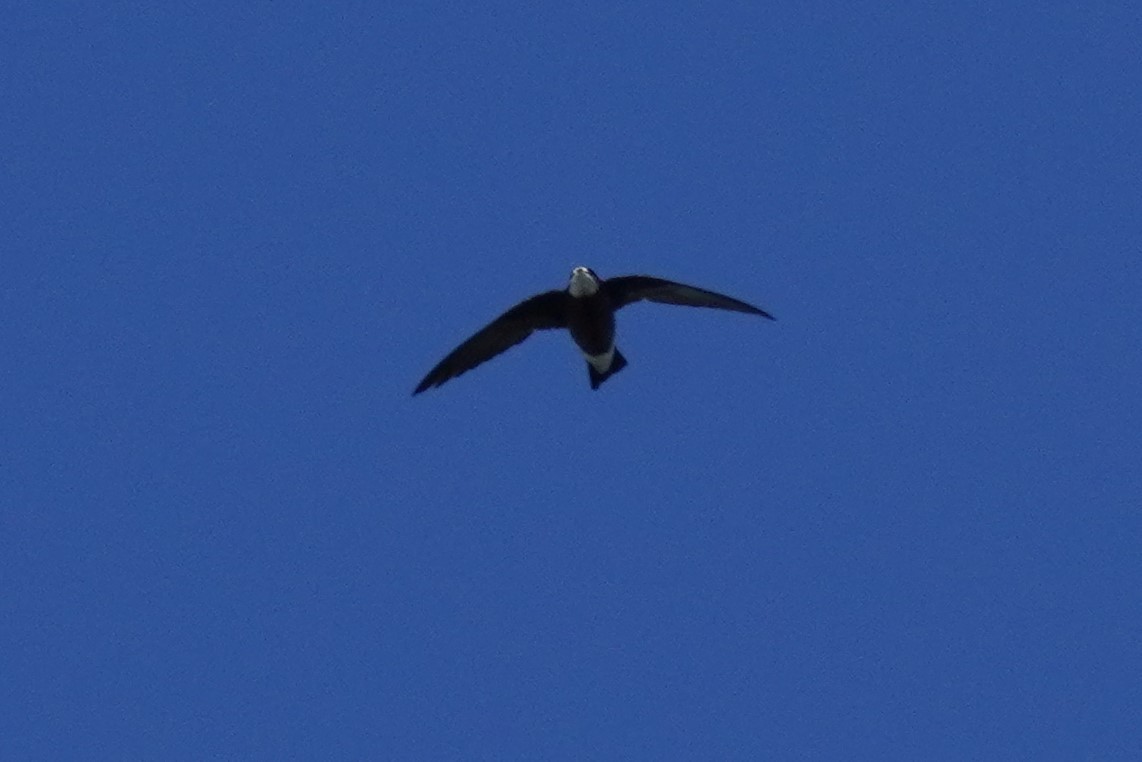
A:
413,267,775,394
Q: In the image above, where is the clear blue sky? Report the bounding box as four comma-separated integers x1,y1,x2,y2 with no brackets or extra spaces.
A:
4,3,1141,759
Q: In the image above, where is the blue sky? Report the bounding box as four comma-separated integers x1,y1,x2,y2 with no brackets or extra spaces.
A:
4,3,1141,759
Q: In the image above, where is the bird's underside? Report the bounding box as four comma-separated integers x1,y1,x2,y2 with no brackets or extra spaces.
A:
413,270,774,395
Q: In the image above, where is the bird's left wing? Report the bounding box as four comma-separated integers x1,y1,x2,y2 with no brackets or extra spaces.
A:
604,275,775,319
413,290,568,394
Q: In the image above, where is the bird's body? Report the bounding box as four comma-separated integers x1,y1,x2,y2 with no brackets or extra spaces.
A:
413,267,774,394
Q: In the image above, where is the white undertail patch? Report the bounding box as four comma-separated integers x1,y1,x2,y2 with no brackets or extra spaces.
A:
585,345,615,373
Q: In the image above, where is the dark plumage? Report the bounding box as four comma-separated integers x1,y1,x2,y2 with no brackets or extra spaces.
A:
413,267,774,394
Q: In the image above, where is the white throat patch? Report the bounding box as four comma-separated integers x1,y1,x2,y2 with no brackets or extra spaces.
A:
568,267,599,298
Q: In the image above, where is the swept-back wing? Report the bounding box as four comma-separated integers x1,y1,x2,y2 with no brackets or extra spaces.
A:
413,291,568,394
605,276,774,319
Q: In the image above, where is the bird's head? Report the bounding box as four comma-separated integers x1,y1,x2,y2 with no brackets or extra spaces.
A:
568,266,600,297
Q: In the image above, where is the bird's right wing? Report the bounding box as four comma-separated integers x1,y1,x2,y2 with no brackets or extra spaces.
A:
413,290,568,394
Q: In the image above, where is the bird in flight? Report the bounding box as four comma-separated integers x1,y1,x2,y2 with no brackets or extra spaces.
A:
413,267,775,394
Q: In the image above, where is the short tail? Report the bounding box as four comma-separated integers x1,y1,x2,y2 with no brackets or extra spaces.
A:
588,349,628,390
